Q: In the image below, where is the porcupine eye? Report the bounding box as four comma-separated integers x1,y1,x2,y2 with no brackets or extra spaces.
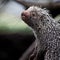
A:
31,12,36,17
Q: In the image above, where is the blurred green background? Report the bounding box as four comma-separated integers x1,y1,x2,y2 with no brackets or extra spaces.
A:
0,13,33,35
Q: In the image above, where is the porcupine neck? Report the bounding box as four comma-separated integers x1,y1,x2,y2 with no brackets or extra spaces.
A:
33,14,57,50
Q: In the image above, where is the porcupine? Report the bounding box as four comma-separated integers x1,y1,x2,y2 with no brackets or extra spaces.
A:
21,6,60,60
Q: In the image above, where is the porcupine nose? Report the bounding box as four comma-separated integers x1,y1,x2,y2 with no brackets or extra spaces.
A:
21,10,30,21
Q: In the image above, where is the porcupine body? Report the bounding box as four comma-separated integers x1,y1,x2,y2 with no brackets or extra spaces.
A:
21,6,60,60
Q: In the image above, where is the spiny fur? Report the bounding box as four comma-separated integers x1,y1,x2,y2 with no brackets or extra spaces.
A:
21,6,60,60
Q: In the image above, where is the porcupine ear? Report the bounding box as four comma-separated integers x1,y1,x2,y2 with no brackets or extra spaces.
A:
43,8,49,13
